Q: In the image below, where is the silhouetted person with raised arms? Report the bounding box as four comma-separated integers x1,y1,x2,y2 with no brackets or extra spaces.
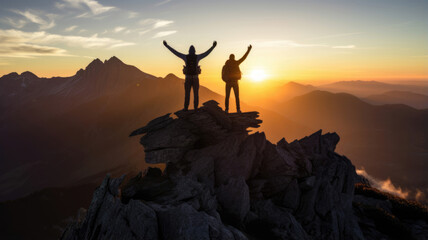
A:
222,45,252,113
163,40,217,111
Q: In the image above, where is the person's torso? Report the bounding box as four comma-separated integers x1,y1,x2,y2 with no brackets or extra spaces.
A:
184,54,200,76
224,60,241,81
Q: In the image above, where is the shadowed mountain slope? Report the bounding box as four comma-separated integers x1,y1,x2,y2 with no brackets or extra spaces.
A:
277,90,428,200
0,57,308,202
365,90,428,109
61,101,428,240
319,80,428,97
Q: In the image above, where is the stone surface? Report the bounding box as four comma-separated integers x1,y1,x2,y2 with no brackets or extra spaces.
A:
282,179,301,210
62,100,428,240
216,177,250,222
61,175,158,240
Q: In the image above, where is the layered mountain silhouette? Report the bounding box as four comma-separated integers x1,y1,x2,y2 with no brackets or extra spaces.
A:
1,57,428,239
365,90,428,109
271,81,317,102
318,80,428,97
61,102,428,240
0,57,307,202
276,90,428,200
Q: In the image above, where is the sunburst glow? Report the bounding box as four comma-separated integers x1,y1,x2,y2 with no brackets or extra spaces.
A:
248,69,268,82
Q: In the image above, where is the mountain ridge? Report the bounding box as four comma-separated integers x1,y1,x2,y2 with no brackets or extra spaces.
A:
0,56,308,202
61,101,428,240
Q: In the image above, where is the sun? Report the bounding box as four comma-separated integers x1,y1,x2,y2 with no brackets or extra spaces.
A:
248,69,268,82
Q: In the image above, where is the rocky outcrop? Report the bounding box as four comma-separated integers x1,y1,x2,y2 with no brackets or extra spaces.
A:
62,100,428,240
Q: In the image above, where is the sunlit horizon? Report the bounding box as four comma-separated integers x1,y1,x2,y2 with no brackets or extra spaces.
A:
0,0,427,95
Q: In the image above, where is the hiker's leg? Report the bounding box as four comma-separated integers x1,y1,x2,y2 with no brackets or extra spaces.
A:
233,81,240,112
225,82,232,111
193,77,199,109
184,77,191,110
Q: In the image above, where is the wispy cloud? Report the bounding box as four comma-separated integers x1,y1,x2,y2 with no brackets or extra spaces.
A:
255,40,326,48
0,42,68,58
109,42,135,49
113,26,126,33
310,32,364,40
139,29,150,36
0,29,135,58
57,0,115,16
75,12,90,18
128,11,138,19
3,17,27,28
139,19,174,29
12,10,56,30
356,169,409,199
255,40,356,49
138,19,175,37
332,45,356,49
155,0,172,7
64,25,78,32
153,31,177,38
153,20,174,29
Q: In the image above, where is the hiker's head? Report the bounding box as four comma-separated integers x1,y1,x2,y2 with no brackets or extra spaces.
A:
229,54,235,60
189,45,196,55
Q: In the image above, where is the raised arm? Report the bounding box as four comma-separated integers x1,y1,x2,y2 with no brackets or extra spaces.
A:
197,41,217,60
237,45,252,64
163,41,186,61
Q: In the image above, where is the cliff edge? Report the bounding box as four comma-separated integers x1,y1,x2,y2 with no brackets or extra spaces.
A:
61,100,428,240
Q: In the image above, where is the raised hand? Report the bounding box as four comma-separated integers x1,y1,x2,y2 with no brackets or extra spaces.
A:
163,40,168,46
248,44,252,50
213,41,217,47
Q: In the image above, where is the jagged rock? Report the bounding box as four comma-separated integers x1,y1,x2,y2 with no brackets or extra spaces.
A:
260,141,299,178
62,175,158,240
121,168,173,203
214,132,266,185
216,177,250,222
282,179,301,210
252,200,310,240
129,113,173,136
154,203,245,240
354,173,371,186
277,138,313,177
299,176,316,190
261,175,293,198
63,100,426,240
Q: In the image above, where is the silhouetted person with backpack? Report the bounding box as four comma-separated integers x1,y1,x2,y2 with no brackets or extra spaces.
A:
222,45,252,113
163,40,217,111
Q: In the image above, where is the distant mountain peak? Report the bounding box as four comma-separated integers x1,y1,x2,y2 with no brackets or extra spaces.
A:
20,71,38,79
286,81,300,85
86,58,103,71
1,72,19,79
284,81,313,87
75,68,84,76
280,81,316,92
164,73,182,81
105,56,123,65
330,80,391,86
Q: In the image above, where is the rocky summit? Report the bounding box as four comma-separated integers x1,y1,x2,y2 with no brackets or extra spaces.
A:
61,100,428,240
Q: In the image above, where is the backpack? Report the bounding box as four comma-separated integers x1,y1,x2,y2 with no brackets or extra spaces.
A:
183,55,201,75
222,61,241,82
